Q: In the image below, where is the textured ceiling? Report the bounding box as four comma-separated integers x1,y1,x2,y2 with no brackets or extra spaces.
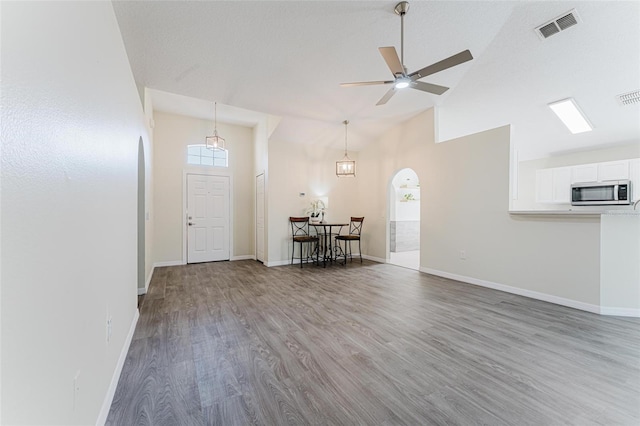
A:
113,1,640,160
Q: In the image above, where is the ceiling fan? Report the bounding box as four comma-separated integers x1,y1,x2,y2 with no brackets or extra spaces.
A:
341,1,473,106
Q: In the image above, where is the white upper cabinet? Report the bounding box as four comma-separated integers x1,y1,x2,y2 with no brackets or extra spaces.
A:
552,167,572,203
571,164,598,183
536,158,639,205
598,160,629,181
536,169,553,203
630,159,640,201
536,167,571,203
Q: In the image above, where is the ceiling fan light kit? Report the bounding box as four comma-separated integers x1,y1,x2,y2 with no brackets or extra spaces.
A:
341,1,473,105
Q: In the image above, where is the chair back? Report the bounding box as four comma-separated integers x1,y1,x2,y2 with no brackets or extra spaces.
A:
349,217,364,236
290,217,311,237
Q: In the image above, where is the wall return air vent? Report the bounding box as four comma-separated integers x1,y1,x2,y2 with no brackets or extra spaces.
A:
535,9,580,40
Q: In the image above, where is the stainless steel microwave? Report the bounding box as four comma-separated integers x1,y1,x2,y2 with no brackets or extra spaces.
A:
571,180,631,205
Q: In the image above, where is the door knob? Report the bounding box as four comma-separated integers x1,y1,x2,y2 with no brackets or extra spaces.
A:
188,222,194,226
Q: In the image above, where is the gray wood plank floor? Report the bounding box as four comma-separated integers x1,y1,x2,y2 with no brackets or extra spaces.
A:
107,260,640,425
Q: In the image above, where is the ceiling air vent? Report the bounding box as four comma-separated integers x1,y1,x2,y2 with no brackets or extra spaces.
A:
535,9,580,40
617,90,640,106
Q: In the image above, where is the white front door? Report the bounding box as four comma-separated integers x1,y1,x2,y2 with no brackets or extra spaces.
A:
187,174,230,263
256,173,265,263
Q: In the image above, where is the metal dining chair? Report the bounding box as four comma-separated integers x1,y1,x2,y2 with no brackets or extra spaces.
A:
289,217,319,268
335,217,364,264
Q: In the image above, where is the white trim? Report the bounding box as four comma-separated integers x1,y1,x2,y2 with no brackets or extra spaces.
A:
420,267,602,315
145,266,154,291
137,266,155,295
255,172,265,263
362,254,386,264
183,171,233,264
96,309,139,426
230,255,256,261
153,260,185,268
599,306,640,317
266,259,291,267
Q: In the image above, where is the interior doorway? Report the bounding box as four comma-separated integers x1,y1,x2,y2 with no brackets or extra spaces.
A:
388,168,420,270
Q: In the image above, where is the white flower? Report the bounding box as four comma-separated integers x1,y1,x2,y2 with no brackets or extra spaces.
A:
306,199,326,216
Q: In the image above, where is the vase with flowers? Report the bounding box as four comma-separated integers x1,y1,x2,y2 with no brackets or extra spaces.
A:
306,199,326,224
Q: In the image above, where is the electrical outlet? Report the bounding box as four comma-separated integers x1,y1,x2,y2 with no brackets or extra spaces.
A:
459,250,467,260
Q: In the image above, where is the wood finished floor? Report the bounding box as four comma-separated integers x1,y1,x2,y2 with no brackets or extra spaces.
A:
107,260,640,425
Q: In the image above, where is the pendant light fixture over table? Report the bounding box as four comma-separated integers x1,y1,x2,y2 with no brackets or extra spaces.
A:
336,120,356,178
206,102,226,151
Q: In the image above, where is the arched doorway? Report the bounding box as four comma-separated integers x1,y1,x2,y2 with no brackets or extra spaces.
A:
388,168,420,270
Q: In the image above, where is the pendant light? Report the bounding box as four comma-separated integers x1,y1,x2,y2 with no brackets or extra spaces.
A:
336,120,356,178
205,102,226,151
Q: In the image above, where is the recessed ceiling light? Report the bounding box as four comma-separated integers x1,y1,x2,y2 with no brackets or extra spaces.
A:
548,98,593,134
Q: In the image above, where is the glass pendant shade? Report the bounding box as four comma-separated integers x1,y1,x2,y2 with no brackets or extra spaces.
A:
336,120,356,178
336,156,356,177
206,131,226,151
206,102,226,151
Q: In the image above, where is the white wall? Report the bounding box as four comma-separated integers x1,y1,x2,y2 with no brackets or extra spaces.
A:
152,111,255,263
1,2,148,424
357,109,601,307
266,138,358,265
600,213,640,312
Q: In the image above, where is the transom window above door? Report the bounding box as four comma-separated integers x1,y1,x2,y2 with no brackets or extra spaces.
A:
187,144,228,167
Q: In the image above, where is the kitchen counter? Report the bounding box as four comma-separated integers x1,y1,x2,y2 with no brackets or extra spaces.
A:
510,209,640,216
603,210,640,216
509,210,603,216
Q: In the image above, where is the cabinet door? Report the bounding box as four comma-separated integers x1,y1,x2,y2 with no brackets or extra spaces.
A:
630,159,640,201
571,163,598,183
535,169,553,203
552,167,572,203
598,160,629,181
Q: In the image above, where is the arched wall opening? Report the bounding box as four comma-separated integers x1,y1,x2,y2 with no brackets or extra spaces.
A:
388,168,420,270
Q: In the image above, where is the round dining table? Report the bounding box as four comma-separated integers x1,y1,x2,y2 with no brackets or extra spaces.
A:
310,222,348,267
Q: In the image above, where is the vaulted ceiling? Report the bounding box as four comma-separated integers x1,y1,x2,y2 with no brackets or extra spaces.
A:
113,1,640,161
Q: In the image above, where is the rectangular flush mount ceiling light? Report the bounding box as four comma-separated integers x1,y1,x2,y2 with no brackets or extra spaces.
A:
548,98,593,134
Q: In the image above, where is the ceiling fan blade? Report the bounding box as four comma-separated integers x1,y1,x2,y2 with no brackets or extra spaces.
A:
410,81,449,95
409,49,473,80
340,80,394,87
379,46,404,76
376,87,397,106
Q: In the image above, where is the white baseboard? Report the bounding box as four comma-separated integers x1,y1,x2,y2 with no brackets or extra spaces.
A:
420,267,603,315
599,306,640,317
96,309,139,426
266,259,292,267
153,260,185,268
362,254,386,264
230,255,256,261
